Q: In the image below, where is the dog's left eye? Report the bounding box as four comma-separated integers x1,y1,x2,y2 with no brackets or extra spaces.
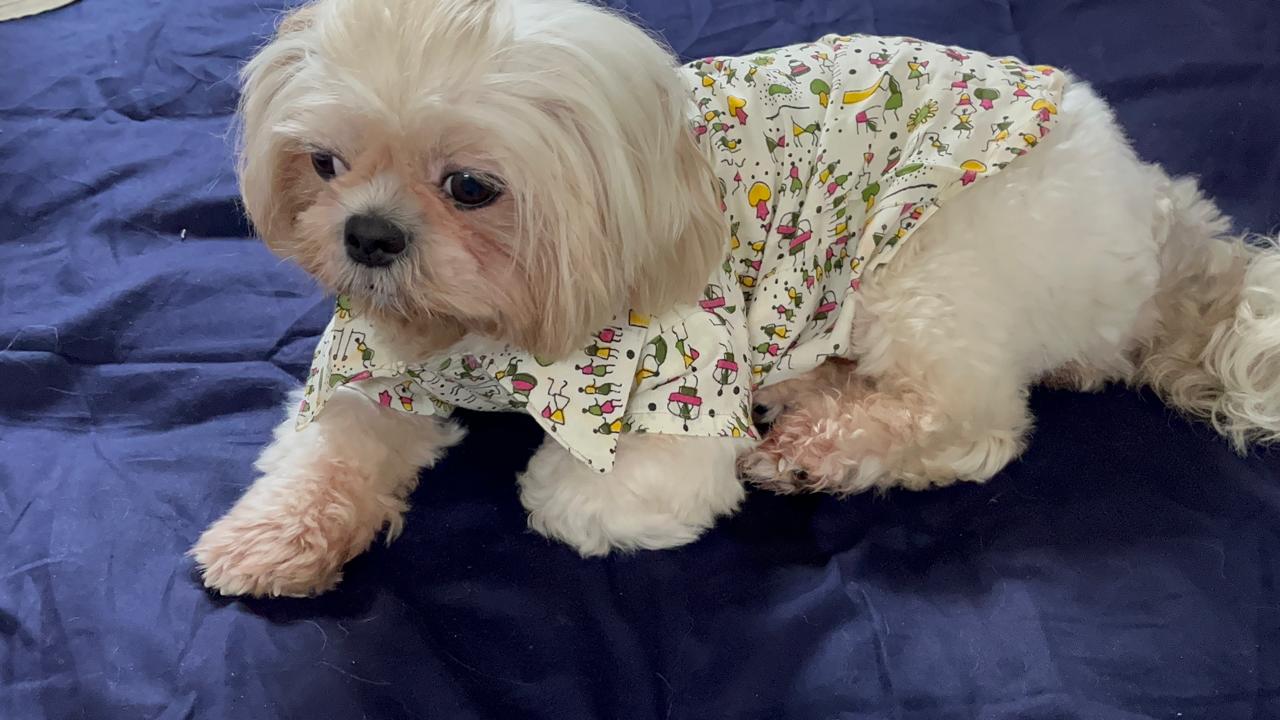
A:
442,171,502,208
311,151,349,181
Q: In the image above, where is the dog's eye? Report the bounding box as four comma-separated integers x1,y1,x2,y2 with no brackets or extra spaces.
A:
311,152,348,181
442,171,501,208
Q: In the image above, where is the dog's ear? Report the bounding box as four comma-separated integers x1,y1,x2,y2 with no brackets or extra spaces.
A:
235,4,319,252
555,25,726,319
277,3,317,36
497,3,726,357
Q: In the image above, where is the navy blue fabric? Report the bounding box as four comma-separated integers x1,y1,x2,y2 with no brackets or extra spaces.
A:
2,1,1279,718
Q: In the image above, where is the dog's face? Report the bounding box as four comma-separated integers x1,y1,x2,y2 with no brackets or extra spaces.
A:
237,0,725,357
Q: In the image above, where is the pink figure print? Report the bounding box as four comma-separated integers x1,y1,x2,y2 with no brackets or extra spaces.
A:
788,229,813,255
814,291,839,320
667,385,704,422
578,362,612,377
855,108,879,133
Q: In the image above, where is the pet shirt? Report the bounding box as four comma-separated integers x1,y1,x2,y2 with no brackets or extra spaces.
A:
296,34,1066,473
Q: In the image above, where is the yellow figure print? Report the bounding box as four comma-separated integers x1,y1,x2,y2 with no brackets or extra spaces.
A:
747,181,772,222
540,381,570,426
628,310,650,328
842,72,885,105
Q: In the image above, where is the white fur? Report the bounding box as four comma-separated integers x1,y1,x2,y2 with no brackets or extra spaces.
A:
744,82,1280,492
195,0,1280,596
747,82,1164,491
519,435,750,556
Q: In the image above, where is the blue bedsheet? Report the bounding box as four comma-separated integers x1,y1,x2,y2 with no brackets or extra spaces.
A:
2,1,1279,718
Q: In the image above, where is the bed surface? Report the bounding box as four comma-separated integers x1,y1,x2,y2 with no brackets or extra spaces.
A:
2,1,1279,718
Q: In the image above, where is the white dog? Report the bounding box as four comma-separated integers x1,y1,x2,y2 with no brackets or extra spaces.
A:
193,0,1280,597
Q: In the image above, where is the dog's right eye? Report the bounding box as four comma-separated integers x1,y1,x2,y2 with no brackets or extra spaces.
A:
441,171,502,209
310,152,348,181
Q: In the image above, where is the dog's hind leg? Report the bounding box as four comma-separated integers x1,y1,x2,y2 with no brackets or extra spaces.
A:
745,81,1173,495
741,334,1034,495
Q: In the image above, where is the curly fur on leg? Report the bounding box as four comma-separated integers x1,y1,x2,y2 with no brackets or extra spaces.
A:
191,388,464,597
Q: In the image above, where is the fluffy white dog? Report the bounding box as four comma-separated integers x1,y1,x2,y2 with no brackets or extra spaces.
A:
193,0,1280,597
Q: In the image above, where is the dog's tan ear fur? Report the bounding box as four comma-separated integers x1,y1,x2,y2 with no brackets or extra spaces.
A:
485,1,726,358
277,3,317,35
235,4,319,253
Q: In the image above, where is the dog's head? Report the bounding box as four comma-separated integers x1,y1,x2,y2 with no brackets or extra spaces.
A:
237,0,725,356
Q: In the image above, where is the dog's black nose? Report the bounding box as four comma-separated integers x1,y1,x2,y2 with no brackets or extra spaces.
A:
344,214,408,267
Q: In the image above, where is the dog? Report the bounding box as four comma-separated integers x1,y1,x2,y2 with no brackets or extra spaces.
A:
193,0,1280,597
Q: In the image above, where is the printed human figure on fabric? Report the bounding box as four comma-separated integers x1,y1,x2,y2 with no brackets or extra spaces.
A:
298,34,1066,473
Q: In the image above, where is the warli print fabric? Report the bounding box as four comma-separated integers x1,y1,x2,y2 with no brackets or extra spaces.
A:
299,34,1065,472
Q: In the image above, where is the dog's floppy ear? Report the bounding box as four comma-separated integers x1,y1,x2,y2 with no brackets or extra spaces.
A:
277,3,317,35
235,3,319,251
498,3,726,357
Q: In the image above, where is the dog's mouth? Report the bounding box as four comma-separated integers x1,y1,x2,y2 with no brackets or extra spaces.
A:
333,260,413,314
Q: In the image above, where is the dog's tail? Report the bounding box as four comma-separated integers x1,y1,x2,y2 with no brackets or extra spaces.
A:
1135,176,1280,451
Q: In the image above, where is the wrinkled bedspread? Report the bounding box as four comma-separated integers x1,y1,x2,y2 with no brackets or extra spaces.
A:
2,1,1279,718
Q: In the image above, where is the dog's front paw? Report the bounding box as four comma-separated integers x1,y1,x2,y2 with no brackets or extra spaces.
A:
192,517,343,598
520,465,711,557
191,466,394,597
523,487,709,557
519,435,744,557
